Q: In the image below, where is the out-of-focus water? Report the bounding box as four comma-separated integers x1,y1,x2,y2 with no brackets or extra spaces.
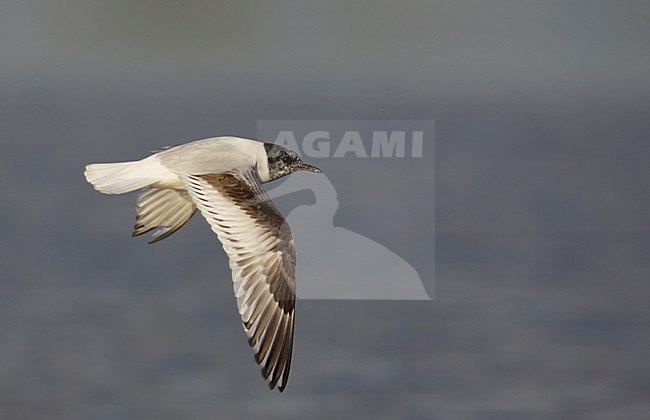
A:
1,1,649,418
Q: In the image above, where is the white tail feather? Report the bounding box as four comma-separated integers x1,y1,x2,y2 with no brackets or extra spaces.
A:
84,157,163,194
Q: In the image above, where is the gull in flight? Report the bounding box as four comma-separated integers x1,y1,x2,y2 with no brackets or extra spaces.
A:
84,136,322,392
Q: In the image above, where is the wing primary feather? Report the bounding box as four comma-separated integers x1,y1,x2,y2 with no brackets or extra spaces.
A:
243,292,272,330
270,313,292,388
248,298,277,348
263,312,288,382
255,308,282,366
278,314,295,392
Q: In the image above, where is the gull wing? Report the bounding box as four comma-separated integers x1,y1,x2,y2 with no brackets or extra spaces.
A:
132,187,196,243
180,170,295,391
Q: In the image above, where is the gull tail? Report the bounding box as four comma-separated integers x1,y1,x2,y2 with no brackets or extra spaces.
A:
84,157,163,195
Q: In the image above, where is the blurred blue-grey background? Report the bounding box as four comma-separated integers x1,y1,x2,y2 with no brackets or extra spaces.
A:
1,1,649,418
